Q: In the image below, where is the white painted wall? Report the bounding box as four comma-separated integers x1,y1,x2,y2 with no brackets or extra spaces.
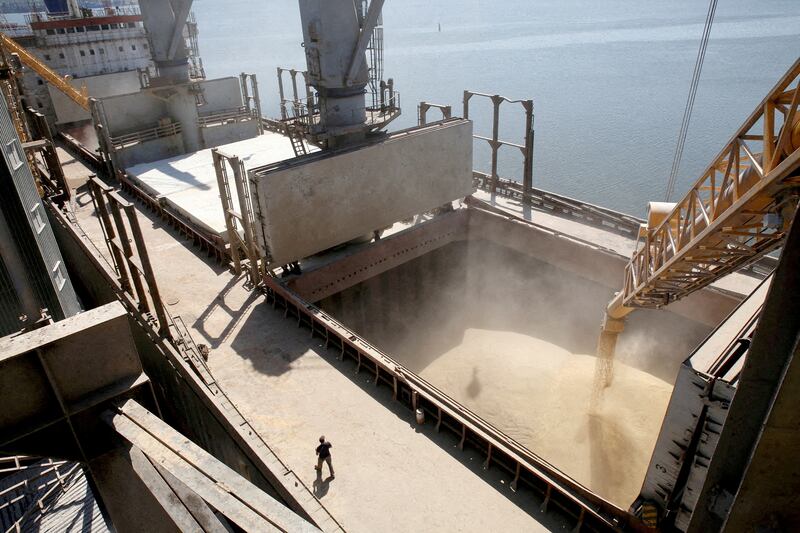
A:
33,25,152,78
251,120,475,266
49,70,142,124
200,120,259,148
197,77,243,113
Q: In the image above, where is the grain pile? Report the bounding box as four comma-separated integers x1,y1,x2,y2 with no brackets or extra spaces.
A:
418,328,672,506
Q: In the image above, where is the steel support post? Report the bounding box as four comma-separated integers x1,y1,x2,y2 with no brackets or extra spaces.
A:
522,99,534,205
290,70,300,111
276,68,287,120
88,178,131,292
123,200,170,339
108,195,149,312
303,71,314,110
250,75,262,130
490,95,502,193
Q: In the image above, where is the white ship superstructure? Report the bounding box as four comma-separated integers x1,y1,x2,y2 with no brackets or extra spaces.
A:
10,2,202,127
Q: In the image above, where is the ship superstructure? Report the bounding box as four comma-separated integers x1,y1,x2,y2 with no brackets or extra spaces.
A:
8,0,203,129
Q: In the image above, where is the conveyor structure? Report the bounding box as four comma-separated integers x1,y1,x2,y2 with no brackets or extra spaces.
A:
599,58,800,362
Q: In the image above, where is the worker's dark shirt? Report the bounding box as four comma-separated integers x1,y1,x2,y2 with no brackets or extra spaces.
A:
316,442,332,458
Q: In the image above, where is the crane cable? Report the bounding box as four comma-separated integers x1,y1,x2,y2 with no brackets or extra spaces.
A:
665,0,719,201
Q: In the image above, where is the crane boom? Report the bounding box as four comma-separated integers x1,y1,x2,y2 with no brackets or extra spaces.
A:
0,33,90,111
611,58,799,317
596,58,800,383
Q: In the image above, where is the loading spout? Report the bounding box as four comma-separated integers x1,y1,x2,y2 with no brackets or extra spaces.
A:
595,292,634,389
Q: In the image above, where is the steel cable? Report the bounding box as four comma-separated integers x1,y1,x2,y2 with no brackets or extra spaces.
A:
665,0,719,201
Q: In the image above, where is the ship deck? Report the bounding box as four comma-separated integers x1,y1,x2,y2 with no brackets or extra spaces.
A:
63,152,565,531
124,132,312,240
61,146,762,531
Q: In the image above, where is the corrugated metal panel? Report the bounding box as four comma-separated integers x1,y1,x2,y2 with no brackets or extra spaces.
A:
0,254,24,335
21,467,111,533
0,459,71,530
0,459,110,533
0,90,80,328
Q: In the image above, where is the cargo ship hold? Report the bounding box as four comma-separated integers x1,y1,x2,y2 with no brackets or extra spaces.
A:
0,1,798,532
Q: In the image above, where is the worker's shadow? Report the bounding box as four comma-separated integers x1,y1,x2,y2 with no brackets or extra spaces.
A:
312,470,334,499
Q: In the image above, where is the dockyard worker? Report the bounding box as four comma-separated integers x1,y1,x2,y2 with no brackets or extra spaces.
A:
315,436,334,477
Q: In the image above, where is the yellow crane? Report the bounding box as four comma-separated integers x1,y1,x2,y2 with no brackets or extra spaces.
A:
0,33,90,112
597,58,800,379
0,32,88,198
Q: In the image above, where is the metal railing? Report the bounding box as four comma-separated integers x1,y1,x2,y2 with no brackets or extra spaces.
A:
108,121,181,149
197,106,252,127
276,66,400,140
26,5,141,22
369,80,400,128
276,67,315,122
0,23,32,38
463,91,534,202
87,177,170,338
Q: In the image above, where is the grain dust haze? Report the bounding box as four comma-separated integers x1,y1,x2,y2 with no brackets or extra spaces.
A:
322,239,708,506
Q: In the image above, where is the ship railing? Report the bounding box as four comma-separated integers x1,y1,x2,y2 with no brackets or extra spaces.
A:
25,5,140,23
366,86,400,130
276,67,315,122
473,170,644,237
462,90,535,203
197,106,252,127
0,24,32,38
86,176,171,338
108,121,181,149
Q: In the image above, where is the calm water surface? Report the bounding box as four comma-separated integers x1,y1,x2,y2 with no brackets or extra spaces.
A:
193,0,800,216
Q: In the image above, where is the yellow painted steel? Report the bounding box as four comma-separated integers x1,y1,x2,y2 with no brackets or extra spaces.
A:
608,58,800,320
0,33,90,111
596,58,800,379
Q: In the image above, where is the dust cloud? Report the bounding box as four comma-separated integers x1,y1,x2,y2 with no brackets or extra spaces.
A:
321,239,710,507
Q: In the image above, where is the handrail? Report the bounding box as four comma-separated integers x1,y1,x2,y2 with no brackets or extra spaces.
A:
108,122,181,148
197,106,251,127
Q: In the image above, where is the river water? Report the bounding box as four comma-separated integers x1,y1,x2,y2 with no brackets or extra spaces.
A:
193,0,799,215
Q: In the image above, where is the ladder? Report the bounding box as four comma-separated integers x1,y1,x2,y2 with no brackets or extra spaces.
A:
287,120,307,157
212,149,262,285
